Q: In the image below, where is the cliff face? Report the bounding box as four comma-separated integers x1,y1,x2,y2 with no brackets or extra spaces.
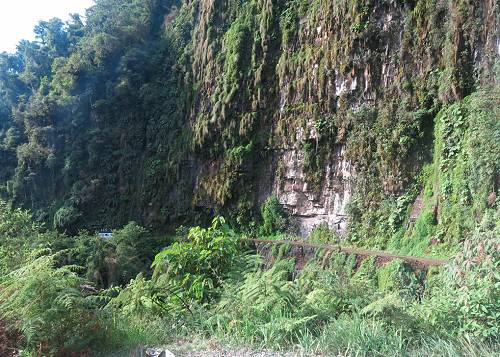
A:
0,0,498,244
182,0,498,236
271,146,352,235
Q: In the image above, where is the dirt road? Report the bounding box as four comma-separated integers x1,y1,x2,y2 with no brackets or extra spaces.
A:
243,238,448,269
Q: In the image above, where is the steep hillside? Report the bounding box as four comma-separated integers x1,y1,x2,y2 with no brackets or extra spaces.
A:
0,0,498,252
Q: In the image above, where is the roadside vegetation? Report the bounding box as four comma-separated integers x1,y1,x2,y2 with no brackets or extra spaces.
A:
0,198,498,356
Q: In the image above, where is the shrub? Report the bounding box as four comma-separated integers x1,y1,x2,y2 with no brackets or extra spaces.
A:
0,251,110,354
0,200,44,272
361,293,422,338
352,257,378,288
259,195,289,236
206,258,305,346
418,211,500,340
317,316,407,357
151,217,240,309
309,222,338,243
377,259,422,300
53,204,81,232
112,222,163,285
72,232,114,288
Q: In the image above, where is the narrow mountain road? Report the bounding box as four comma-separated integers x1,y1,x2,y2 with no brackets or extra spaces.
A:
243,238,448,268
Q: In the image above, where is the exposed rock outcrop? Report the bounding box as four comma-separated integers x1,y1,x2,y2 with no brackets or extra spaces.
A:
273,146,352,235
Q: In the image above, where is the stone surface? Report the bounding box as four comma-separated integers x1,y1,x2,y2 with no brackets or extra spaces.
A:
272,145,353,236
135,347,176,357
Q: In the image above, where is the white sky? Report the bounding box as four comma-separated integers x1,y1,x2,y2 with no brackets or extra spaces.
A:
0,0,95,53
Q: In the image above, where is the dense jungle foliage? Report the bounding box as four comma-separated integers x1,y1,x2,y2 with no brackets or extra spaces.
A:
1,0,496,236
0,0,498,355
0,203,498,355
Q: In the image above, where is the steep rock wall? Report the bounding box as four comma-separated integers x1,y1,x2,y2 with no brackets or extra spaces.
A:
182,0,499,234
273,146,353,235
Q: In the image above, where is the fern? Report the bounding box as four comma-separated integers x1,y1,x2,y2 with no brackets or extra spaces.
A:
0,250,109,354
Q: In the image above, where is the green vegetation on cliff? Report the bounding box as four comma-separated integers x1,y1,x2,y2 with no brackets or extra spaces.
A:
1,0,497,237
